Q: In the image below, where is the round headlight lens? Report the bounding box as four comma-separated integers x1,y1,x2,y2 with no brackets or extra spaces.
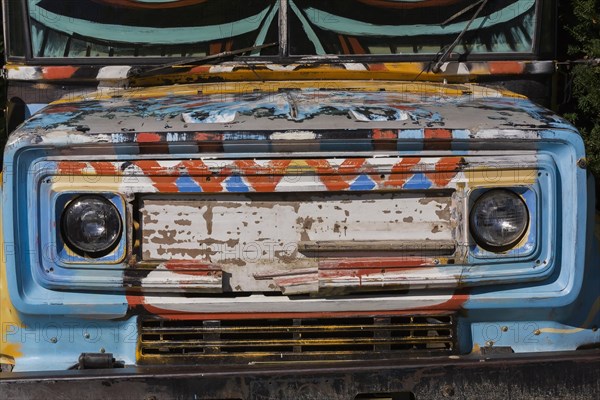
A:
469,189,529,252
61,195,122,256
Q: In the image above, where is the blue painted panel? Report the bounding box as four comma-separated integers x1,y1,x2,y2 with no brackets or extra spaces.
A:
350,174,376,191
403,173,432,190
5,316,138,372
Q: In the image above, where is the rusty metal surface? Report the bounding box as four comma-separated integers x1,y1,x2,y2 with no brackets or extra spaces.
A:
138,315,456,364
10,87,556,136
139,191,455,294
1,350,599,400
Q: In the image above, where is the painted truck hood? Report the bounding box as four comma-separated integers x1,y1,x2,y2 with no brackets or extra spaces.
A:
8,81,576,148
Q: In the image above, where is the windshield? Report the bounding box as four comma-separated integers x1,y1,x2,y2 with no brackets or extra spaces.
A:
26,0,537,59
28,0,280,57
289,0,537,55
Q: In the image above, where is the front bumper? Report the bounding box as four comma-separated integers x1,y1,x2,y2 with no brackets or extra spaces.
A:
1,350,599,400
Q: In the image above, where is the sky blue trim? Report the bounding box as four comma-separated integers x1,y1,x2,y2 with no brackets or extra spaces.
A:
451,129,471,140
252,2,280,54
465,130,587,310
3,147,129,317
25,104,47,119
395,129,424,153
7,316,138,372
471,320,600,353
289,0,326,54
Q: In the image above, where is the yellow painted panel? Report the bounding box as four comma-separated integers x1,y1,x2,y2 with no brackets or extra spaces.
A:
0,174,23,364
465,169,538,187
53,80,523,104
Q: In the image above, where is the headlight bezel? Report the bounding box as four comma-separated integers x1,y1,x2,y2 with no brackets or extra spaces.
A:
53,192,127,264
60,194,124,258
469,188,530,253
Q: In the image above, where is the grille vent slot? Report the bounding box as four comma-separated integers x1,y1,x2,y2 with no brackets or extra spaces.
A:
140,315,456,363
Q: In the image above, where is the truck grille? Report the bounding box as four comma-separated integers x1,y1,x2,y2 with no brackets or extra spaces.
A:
139,315,456,363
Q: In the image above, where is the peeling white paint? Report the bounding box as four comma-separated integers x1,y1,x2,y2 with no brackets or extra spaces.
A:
97,66,132,80
270,131,317,140
137,293,457,313
6,67,43,81
182,111,237,124
140,192,454,292
342,63,368,71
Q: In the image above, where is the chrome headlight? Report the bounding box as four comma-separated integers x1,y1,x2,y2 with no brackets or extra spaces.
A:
61,195,123,257
469,189,529,252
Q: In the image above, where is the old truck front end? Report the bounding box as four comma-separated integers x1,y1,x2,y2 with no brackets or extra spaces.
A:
1,1,600,399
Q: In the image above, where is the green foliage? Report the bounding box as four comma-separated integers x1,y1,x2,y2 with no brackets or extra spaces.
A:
565,64,600,171
564,0,600,175
568,0,600,57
